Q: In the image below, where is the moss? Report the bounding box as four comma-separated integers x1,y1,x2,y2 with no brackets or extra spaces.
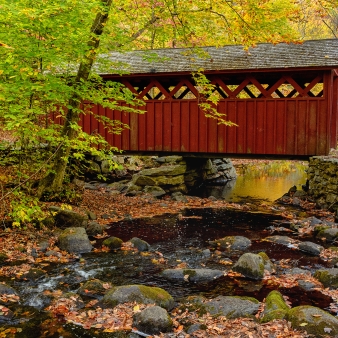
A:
329,246,338,251
102,236,123,250
103,285,174,310
258,252,269,263
233,259,264,279
138,285,173,305
261,309,287,323
313,225,330,235
78,279,107,297
314,269,338,288
265,290,289,311
183,269,197,277
286,306,338,336
233,296,259,304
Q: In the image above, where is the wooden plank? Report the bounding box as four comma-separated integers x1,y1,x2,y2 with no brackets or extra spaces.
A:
138,103,147,151
121,106,131,150
307,100,318,154
163,102,172,151
207,106,218,153
180,101,190,152
217,101,226,152
154,102,163,151
236,101,246,153
171,101,181,152
146,103,155,151
245,100,255,154
198,107,208,152
275,100,286,154
226,101,237,153
286,101,296,154
296,100,307,154
112,108,122,150
189,102,199,152
265,100,276,154
317,100,328,154
255,101,265,154
129,105,139,151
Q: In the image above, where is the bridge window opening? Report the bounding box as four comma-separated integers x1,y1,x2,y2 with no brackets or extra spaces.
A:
306,83,324,97
118,73,324,101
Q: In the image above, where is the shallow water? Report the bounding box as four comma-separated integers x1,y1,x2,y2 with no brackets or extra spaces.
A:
199,161,307,202
0,208,331,337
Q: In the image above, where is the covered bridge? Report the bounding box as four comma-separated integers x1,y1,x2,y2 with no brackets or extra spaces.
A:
81,39,338,158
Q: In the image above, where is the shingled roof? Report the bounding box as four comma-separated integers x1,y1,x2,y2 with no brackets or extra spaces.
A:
99,39,338,75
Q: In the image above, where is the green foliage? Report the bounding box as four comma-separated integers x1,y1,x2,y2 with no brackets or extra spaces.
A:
0,0,319,223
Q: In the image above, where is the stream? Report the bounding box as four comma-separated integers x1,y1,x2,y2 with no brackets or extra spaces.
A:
2,161,330,338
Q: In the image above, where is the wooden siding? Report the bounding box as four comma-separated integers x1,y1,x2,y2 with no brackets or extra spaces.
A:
79,96,331,156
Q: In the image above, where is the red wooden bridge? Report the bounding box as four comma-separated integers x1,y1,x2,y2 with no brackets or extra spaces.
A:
80,39,338,158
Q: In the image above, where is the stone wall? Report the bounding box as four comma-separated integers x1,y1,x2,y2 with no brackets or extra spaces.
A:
85,155,237,197
308,156,338,209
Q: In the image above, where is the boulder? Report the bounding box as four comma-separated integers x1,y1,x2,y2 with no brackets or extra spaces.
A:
203,296,260,318
261,290,289,323
129,237,150,252
316,228,338,242
78,279,109,299
298,241,324,256
101,285,174,310
102,236,123,250
171,192,188,202
0,284,17,296
132,175,157,186
232,253,265,279
51,207,88,229
257,252,275,273
209,236,251,251
19,268,46,282
58,227,92,254
143,186,166,197
161,268,224,283
263,235,295,247
86,221,104,236
286,306,338,337
314,268,338,288
133,306,173,335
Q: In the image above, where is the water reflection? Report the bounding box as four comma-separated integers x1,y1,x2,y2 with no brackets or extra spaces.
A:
204,162,308,202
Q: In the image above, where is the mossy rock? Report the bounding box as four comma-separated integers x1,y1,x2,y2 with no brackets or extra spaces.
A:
261,290,289,323
262,309,288,323
133,306,173,335
286,305,338,337
101,285,174,310
313,225,330,235
314,268,338,288
209,236,251,251
102,236,123,250
258,252,275,272
129,237,150,252
78,279,109,299
233,253,265,280
316,228,338,242
203,296,260,319
161,268,223,283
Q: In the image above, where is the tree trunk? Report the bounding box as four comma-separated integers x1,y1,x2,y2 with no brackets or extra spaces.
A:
37,0,112,197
